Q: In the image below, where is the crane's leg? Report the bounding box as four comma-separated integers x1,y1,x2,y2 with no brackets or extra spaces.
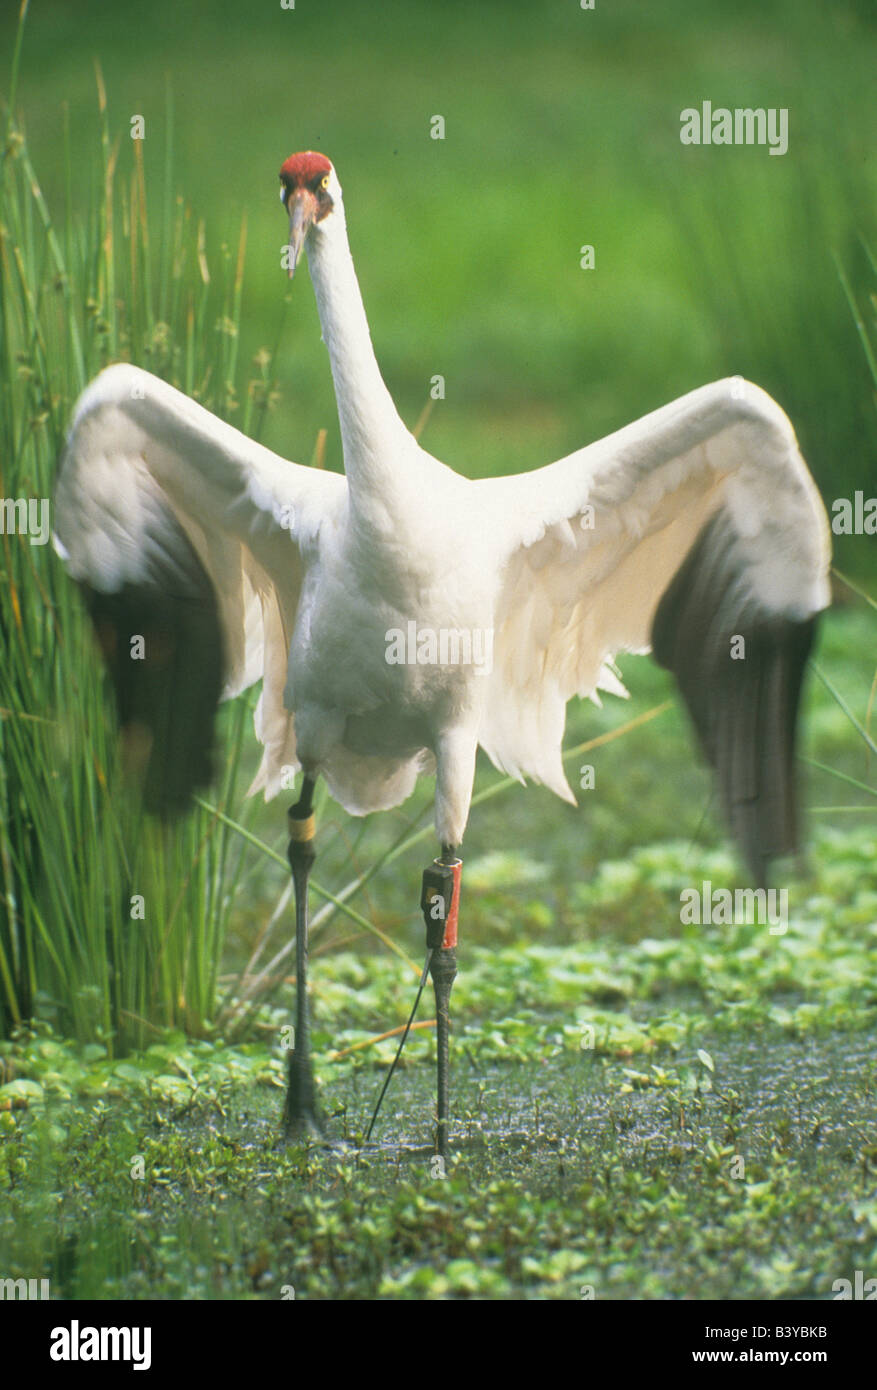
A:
421,845,461,1161
283,774,325,1142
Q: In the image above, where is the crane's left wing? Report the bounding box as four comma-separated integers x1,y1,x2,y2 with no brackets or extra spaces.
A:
474,378,831,882
54,363,344,813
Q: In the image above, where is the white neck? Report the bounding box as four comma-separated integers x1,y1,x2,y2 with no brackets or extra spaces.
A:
306,207,411,490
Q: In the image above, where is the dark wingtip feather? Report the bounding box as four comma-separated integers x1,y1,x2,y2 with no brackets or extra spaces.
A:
651,511,818,884
81,533,224,819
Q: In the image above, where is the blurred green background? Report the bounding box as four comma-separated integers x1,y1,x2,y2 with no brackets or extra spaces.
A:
4,0,876,520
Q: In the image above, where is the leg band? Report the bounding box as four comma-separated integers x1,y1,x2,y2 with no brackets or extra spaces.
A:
421,858,462,950
288,811,316,843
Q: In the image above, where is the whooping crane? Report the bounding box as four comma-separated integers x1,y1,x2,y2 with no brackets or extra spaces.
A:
54,151,832,1154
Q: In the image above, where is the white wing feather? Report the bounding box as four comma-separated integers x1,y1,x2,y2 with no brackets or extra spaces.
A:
474,378,831,814
54,363,345,805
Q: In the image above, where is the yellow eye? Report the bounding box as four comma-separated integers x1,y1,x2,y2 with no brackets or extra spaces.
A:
320,174,330,191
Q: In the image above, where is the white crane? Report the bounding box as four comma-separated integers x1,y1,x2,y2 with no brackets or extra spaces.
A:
54,151,831,1154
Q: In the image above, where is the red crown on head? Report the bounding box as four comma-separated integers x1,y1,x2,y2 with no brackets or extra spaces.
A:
280,151,333,184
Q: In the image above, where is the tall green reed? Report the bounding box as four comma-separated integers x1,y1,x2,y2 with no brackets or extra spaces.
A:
0,7,271,1048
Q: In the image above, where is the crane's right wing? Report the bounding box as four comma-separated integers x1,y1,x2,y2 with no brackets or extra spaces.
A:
54,363,344,813
474,379,831,883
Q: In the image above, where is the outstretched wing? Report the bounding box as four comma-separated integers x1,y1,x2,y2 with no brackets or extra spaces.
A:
54,363,344,813
475,378,831,882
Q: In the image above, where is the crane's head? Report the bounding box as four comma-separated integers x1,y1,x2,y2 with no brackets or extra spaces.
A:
279,151,340,278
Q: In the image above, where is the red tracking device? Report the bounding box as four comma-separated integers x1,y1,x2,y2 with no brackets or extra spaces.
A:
421,858,462,950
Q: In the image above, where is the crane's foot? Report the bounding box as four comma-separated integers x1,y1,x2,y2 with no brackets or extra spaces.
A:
430,944,457,1160
422,847,461,1160
282,1112,327,1144
282,1099,327,1144
280,776,328,1145
282,1037,326,1143
362,847,462,1152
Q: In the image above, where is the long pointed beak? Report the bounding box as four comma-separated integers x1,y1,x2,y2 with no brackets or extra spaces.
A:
287,190,317,279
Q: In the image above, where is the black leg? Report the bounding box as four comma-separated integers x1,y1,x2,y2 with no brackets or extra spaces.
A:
423,844,461,1160
282,775,325,1141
